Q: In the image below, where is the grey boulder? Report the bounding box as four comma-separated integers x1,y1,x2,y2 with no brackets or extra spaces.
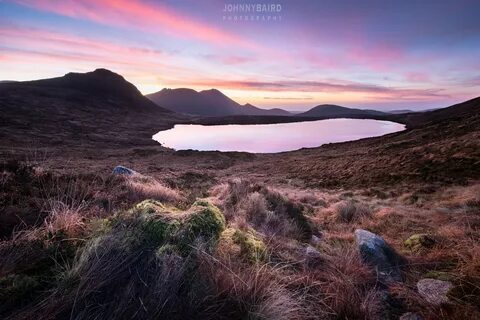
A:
355,229,404,284
112,165,137,175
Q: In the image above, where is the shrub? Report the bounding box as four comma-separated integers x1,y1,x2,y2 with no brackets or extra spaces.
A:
125,175,181,203
212,179,312,240
335,200,372,223
44,201,86,238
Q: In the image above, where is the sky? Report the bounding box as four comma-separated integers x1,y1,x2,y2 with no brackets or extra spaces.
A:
1,0,479,111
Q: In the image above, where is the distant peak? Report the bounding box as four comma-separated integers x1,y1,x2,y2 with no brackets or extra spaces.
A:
315,104,344,108
159,88,199,94
64,68,123,80
201,88,223,95
92,68,117,75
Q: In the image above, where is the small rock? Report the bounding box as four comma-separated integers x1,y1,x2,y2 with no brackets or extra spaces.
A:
400,312,423,320
311,234,322,245
305,245,323,267
355,229,404,284
305,245,321,258
404,234,435,252
417,278,453,305
112,165,137,175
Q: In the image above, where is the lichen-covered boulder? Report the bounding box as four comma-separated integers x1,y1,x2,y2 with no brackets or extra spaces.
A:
404,234,435,252
112,165,137,175
417,278,453,305
354,229,404,284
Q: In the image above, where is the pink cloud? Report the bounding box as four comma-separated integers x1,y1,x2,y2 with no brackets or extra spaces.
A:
168,78,450,100
0,24,193,82
404,72,431,83
12,0,259,50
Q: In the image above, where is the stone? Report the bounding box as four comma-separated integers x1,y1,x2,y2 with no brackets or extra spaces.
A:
404,234,435,252
417,278,453,305
354,229,404,284
112,165,137,175
310,234,322,245
305,245,323,267
399,312,423,320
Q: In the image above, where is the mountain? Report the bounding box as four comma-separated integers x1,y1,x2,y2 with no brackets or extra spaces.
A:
0,69,182,148
147,88,291,117
16,68,171,113
400,96,480,128
389,109,415,114
296,104,387,118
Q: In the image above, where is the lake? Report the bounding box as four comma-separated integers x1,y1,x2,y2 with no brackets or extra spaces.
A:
153,119,405,153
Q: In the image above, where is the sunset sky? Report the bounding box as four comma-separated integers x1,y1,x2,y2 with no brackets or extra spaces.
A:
1,0,479,111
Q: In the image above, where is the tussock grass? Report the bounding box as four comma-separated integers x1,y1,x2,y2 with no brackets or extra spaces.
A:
335,200,372,223
124,174,181,203
2,161,480,319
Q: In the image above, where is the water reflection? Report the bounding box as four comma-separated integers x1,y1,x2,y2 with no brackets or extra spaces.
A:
153,119,405,153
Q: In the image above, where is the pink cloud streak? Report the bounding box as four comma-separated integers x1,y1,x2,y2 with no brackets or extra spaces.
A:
12,0,259,50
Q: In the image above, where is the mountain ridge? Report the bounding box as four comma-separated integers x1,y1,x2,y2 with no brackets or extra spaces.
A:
147,88,291,117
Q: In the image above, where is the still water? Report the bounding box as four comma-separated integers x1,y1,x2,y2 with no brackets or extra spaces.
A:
153,119,405,153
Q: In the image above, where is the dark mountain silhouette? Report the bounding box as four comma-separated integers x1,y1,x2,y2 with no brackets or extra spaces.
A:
399,96,480,128
0,69,183,148
296,104,387,118
14,68,171,113
388,109,415,114
147,88,291,116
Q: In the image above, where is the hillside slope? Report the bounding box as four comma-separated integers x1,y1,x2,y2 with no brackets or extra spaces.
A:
0,69,185,148
297,104,387,118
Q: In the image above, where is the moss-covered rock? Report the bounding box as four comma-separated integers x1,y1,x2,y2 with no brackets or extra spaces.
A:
231,229,267,262
132,199,168,215
181,200,226,241
172,200,225,253
404,234,435,252
118,199,225,254
217,228,267,263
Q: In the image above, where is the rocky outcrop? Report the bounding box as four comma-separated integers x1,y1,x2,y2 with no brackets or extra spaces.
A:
354,229,404,284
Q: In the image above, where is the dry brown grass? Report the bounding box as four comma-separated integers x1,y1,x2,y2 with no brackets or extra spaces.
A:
43,202,85,238
334,200,372,223
2,159,480,319
124,174,181,203
211,179,311,240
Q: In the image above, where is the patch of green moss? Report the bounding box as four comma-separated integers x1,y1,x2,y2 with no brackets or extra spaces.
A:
142,217,180,246
404,234,436,252
116,199,226,255
155,244,180,258
176,200,226,253
231,229,267,262
133,199,167,215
